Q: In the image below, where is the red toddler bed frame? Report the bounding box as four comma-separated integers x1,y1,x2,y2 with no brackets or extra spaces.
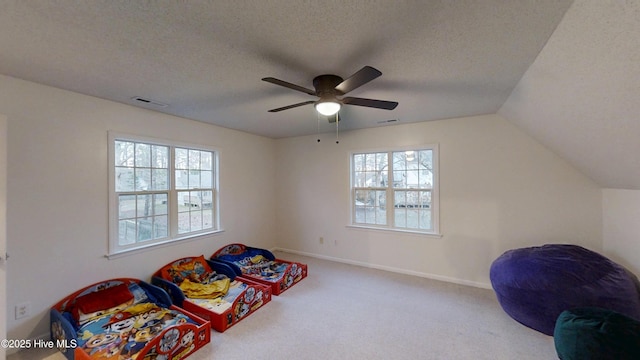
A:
210,243,308,295
152,255,272,332
50,278,210,360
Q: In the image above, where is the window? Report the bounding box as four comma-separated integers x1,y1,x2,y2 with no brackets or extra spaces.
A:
109,133,219,255
351,146,438,234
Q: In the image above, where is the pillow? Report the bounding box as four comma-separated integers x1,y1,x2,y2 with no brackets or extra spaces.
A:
160,256,213,284
71,283,134,322
77,300,133,326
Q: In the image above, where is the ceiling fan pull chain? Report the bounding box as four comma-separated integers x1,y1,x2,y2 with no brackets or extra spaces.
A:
317,112,321,143
336,112,340,144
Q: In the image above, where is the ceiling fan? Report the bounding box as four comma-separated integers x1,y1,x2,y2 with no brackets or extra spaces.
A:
262,66,398,117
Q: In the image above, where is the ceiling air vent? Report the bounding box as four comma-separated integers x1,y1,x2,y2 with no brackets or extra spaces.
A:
131,96,168,108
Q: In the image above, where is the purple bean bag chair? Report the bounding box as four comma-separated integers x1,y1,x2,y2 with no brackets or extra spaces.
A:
490,244,640,335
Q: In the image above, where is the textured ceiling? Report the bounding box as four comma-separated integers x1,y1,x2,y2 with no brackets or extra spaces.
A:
0,0,571,138
1,1,638,189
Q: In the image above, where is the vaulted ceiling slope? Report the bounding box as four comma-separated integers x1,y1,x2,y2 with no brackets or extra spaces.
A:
0,1,637,189
499,0,640,190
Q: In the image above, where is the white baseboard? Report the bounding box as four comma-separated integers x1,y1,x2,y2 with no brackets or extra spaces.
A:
272,247,492,290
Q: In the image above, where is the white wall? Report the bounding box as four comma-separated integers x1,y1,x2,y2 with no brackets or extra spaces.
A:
275,114,603,287
1,114,7,359
603,189,640,274
0,72,610,344
0,75,277,343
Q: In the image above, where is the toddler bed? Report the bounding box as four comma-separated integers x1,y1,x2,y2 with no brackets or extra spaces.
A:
50,278,210,360
152,255,271,332
210,243,307,295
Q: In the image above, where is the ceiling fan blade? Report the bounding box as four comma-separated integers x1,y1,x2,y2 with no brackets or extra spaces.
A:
342,97,398,110
267,100,315,112
262,77,316,96
335,66,382,94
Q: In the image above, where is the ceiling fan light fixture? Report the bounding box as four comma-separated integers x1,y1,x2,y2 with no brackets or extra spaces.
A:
315,101,341,116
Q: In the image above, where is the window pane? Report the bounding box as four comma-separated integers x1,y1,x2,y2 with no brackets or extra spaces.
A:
394,191,406,208
180,191,196,207
190,211,203,231
189,150,201,170
179,191,188,208
136,195,153,217
118,195,136,219
352,152,388,225
365,153,376,171
201,190,213,209
354,190,369,224
201,170,213,188
354,172,366,187
365,172,377,187
420,191,432,208
135,143,151,167
393,190,432,230
406,170,419,188
351,147,436,234
115,141,134,167
154,215,168,238
189,170,201,189
406,209,420,229
355,206,366,223
394,208,406,228
202,209,213,229
355,190,368,206
395,189,431,229
115,167,134,192
353,189,386,225
354,154,364,172
419,169,431,187
176,170,188,190
376,208,386,225
201,151,212,170
393,170,405,188
151,169,169,190
135,168,151,191
137,218,153,242
407,191,419,207
420,210,432,230
376,153,387,171
119,220,136,245
113,137,219,252
154,194,168,215
419,150,432,167
393,152,405,170
178,211,190,234
175,148,188,169
152,145,169,168
353,152,388,188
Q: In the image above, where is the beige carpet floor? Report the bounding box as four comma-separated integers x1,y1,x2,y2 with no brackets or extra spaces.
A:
9,251,557,359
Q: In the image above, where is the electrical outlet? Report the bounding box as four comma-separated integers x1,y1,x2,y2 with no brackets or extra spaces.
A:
15,302,30,319
319,237,324,244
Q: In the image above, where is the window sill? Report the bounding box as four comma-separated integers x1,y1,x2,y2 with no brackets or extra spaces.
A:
346,224,443,238
106,229,225,259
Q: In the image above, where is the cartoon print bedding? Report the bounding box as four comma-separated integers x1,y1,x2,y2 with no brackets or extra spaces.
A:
152,256,271,332
50,278,210,360
210,243,308,295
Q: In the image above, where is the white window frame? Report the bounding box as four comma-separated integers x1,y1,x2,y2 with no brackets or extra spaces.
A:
108,132,221,256
349,145,440,236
